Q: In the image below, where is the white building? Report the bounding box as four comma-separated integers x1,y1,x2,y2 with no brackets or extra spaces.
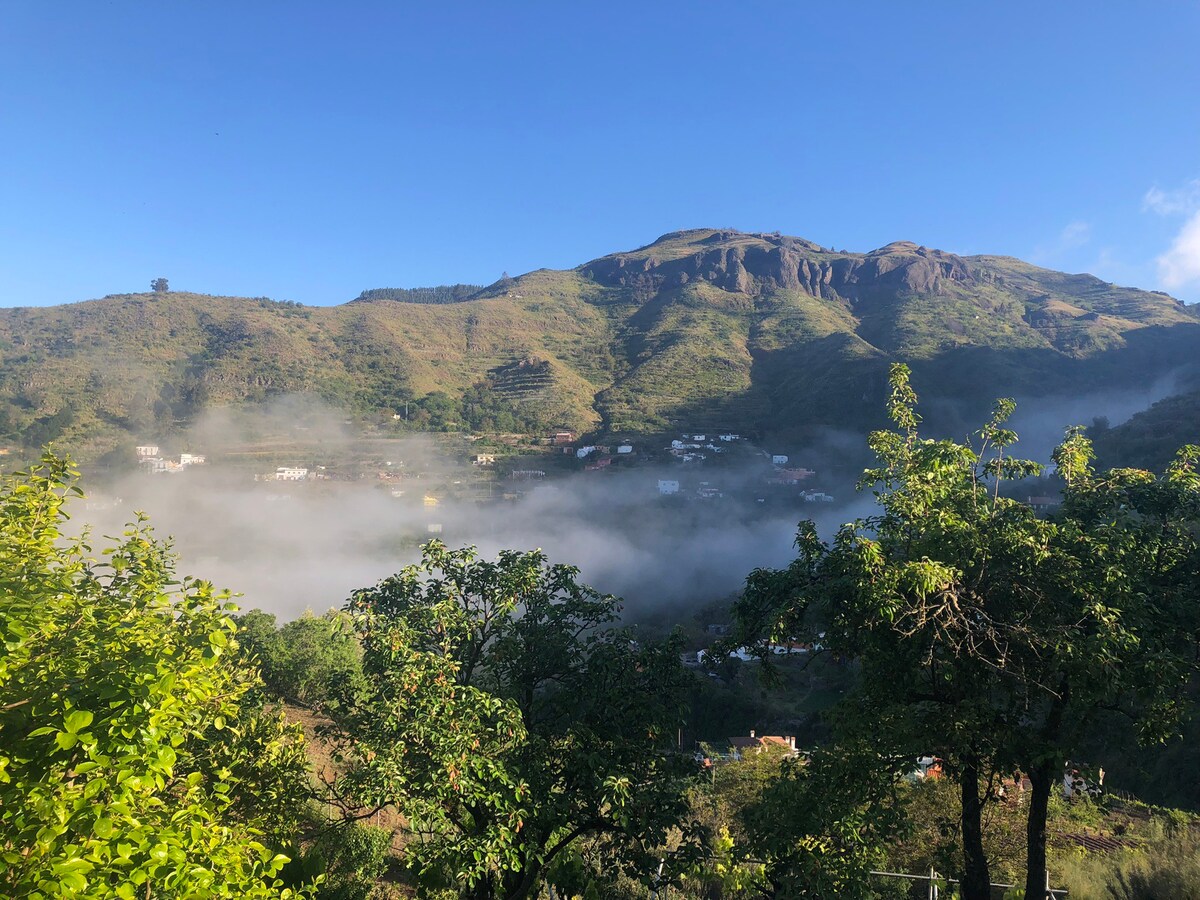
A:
135,445,159,458
772,454,789,466
275,467,308,481
658,479,680,495
473,454,496,466
617,444,633,454
179,453,206,466
719,434,740,442
576,445,597,458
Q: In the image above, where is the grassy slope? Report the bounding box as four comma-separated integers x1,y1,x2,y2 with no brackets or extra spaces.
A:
2,230,1198,458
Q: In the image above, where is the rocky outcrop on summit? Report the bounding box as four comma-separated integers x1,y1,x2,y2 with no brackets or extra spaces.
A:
580,231,976,301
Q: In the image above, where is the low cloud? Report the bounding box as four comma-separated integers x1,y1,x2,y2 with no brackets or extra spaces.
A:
1143,179,1200,216
1033,220,1091,263
1144,179,1200,291
1156,211,1200,290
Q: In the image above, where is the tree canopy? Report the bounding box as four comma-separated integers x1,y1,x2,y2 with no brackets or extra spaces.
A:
730,365,1200,899
327,541,699,900
0,453,311,899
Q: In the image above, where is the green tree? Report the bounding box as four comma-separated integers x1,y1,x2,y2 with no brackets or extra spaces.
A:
236,609,364,710
0,453,312,899
328,541,699,899
151,278,169,292
1006,430,1200,897
729,366,1200,899
742,746,905,899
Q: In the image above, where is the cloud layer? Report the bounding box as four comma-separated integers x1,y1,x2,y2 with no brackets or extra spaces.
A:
1145,179,1200,291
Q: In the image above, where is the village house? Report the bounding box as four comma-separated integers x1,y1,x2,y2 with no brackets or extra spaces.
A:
771,454,789,466
576,445,597,458
657,479,680,495
617,443,633,454
178,453,206,466
726,731,799,760
585,457,612,471
141,458,182,475
548,430,576,446
274,466,308,481
135,445,160,458
718,433,740,442
510,469,546,480
472,454,496,466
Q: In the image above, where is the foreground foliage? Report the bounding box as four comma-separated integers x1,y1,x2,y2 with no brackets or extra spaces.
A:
730,365,1200,899
0,454,311,899
328,542,699,899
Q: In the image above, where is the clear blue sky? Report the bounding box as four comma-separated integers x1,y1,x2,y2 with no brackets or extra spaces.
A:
2,1,1199,307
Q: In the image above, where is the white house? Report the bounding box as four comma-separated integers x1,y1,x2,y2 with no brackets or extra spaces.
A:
801,491,834,503
473,454,496,466
719,434,740,442
692,434,706,442
772,454,789,466
179,453,206,466
135,445,159,458
617,444,633,454
658,479,680,495
275,467,308,481
576,446,597,458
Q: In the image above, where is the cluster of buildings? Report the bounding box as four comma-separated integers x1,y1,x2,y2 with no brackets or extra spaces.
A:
135,445,206,475
667,432,739,463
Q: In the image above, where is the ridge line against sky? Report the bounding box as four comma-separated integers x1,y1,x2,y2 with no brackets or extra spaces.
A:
1,1,1199,307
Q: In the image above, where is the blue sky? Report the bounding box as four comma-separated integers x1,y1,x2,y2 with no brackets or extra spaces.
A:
2,1,1199,306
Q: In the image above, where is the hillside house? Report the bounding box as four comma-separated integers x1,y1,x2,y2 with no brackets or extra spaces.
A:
179,453,206,466
617,443,633,454
548,431,576,446
801,491,834,503
912,756,944,781
1028,495,1060,512
585,457,612,471
576,445,596,458
275,467,308,481
473,454,496,466
135,445,160,458
142,458,182,475
727,731,798,760
719,434,740,442
772,454,789,466
658,479,680,495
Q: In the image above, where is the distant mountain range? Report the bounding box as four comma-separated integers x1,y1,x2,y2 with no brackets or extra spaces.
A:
2,228,1198,463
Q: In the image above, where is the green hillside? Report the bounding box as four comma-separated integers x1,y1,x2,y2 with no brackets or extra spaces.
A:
1091,390,1200,472
2,228,1198,458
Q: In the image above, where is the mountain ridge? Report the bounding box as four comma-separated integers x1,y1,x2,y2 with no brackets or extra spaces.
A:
2,229,1197,460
